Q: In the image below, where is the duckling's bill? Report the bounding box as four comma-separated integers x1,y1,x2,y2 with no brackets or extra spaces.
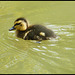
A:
9,26,15,31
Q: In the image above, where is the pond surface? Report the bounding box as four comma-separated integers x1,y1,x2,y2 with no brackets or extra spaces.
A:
0,1,75,74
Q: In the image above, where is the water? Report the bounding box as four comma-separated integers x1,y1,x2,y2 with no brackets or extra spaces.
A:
0,1,75,74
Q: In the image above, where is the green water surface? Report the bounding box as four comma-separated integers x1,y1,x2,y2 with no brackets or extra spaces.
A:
0,1,75,74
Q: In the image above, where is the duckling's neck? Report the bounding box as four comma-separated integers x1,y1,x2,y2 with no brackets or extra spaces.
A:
16,30,26,39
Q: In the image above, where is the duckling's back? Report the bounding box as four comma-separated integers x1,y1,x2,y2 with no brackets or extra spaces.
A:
24,25,56,40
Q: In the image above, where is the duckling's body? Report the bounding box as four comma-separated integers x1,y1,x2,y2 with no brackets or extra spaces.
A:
9,18,57,40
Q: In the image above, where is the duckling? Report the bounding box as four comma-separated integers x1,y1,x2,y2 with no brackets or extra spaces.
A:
9,17,57,40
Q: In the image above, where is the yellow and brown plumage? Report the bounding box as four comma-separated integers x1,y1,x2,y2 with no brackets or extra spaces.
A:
9,17,57,40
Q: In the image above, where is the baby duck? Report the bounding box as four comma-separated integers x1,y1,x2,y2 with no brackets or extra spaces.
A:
9,17,57,40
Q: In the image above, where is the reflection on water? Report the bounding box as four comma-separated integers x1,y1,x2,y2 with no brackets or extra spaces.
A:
0,1,75,74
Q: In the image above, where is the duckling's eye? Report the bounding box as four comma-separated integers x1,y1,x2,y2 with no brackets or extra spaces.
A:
20,24,22,26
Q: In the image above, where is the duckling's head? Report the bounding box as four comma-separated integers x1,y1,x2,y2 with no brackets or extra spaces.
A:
9,17,28,31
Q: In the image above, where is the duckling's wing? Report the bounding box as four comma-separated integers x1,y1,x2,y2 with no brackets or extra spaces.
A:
24,30,36,40
31,25,56,39
24,25,56,40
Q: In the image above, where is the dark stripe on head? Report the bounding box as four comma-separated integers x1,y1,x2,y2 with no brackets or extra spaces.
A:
15,17,28,28
15,17,27,23
14,23,21,26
